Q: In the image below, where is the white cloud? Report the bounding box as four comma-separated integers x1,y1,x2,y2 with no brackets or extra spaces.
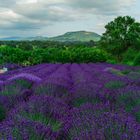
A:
17,0,38,4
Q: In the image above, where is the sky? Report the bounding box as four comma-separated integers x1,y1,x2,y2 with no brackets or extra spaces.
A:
0,0,139,38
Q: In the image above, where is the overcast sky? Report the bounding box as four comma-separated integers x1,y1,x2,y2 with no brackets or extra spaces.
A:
0,0,139,38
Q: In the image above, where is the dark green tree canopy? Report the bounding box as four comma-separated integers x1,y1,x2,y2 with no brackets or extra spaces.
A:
101,16,140,61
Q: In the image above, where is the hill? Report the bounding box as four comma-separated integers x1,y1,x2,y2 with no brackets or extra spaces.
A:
48,31,101,42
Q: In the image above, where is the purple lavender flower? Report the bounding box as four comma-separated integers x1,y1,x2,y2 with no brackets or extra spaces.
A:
7,73,42,83
33,80,71,102
0,63,140,140
63,103,140,140
0,95,69,139
0,78,33,111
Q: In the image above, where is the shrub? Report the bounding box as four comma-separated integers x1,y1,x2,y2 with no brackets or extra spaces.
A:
134,52,140,66
0,46,108,65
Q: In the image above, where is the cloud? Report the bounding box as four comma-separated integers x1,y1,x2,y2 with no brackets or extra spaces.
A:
13,3,80,21
67,0,135,15
0,0,137,37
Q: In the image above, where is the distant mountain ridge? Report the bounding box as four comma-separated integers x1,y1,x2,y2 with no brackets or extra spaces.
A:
0,31,101,42
0,36,48,41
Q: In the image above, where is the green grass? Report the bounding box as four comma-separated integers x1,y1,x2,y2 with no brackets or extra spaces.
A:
0,79,32,96
13,79,32,89
105,81,126,90
22,112,62,132
73,97,100,107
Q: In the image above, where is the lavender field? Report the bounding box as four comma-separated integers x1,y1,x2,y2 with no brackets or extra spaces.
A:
0,63,140,140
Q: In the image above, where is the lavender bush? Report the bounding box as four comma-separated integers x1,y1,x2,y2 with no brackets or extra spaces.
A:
0,63,140,140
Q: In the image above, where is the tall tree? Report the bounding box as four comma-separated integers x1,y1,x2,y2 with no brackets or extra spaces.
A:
101,16,140,62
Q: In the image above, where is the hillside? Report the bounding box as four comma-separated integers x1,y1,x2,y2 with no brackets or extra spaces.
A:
48,31,101,42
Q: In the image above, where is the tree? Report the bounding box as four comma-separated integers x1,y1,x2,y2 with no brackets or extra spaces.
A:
101,16,140,62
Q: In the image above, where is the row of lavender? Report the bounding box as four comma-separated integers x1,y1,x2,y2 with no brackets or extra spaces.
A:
0,63,140,139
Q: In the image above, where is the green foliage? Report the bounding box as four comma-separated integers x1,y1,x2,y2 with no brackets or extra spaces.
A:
106,59,117,64
122,48,138,65
22,112,61,131
101,16,140,62
134,52,140,66
0,46,108,65
0,45,31,65
121,70,132,75
12,126,46,140
117,93,140,122
0,104,6,122
0,40,97,50
105,81,126,90
118,94,137,112
73,97,101,107
11,112,62,139
134,111,140,122
0,79,32,96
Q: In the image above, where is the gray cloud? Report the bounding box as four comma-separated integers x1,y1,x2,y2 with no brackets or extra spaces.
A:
68,0,135,13
0,0,136,37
